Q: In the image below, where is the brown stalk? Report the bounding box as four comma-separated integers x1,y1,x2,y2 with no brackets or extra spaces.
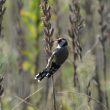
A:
54,0,63,95
0,77,4,96
68,1,83,91
41,0,54,56
0,0,6,108
0,77,4,110
0,0,6,37
40,0,56,110
98,0,109,109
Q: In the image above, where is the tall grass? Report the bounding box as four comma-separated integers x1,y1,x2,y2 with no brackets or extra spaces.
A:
40,0,56,110
68,0,83,91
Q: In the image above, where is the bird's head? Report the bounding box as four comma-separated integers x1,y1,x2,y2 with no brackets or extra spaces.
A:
56,38,68,48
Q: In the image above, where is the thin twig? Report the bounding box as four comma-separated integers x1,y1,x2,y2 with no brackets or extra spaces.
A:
11,87,43,110
14,95,34,107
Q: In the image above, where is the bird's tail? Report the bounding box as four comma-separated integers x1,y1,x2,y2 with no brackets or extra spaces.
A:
35,69,49,82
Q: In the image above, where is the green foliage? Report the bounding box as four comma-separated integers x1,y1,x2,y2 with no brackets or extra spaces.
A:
2,97,11,110
63,64,73,78
20,0,42,75
27,106,36,110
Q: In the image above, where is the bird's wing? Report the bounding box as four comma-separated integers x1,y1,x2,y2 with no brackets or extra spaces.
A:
46,53,55,68
46,49,57,68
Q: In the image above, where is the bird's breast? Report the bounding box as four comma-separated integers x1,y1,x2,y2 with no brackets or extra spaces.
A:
54,47,68,65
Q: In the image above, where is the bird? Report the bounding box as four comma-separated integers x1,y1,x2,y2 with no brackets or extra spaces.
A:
35,38,69,82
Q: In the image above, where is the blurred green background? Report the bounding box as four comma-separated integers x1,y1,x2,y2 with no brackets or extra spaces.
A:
0,0,110,110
